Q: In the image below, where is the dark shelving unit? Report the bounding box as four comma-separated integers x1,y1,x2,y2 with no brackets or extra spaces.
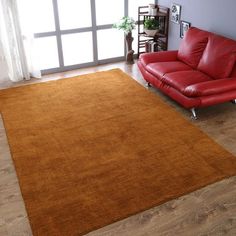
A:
137,5,169,57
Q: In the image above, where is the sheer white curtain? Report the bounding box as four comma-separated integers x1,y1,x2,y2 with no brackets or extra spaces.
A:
0,0,41,82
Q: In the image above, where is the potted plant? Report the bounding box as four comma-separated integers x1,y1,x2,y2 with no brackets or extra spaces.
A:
144,18,159,37
113,17,136,64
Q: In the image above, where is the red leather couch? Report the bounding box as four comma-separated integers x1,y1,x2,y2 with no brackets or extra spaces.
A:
138,27,236,119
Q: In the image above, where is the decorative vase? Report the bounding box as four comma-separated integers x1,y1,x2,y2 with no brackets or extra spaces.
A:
144,29,158,37
125,32,134,64
148,4,157,15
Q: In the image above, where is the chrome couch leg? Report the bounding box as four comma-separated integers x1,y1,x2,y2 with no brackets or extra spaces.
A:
146,82,151,88
231,99,236,104
190,108,198,120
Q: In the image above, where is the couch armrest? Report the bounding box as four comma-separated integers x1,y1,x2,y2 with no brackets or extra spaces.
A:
184,78,236,97
139,50,178,66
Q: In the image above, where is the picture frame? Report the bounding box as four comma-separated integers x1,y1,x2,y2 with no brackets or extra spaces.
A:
180,21,191,38
171,3,181,24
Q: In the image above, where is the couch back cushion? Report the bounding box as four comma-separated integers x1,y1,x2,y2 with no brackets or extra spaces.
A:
178,27,210,68
198,34,236,79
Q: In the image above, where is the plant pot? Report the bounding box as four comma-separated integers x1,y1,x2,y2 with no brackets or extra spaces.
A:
144,29,158,37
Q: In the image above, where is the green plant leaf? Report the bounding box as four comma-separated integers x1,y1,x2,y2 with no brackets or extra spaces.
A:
113,16,136,34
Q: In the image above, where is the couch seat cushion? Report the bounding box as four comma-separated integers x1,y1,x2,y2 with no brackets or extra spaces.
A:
184,78,236,97
198,34,236,79
162,71,212,95
146,61,193,79
178,27,210,68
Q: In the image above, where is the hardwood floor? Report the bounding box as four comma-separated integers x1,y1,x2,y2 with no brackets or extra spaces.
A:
0,61,236,236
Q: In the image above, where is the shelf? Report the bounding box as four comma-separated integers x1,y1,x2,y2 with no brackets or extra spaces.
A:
138,32,167,38
139,12,167,17
137,5,169,57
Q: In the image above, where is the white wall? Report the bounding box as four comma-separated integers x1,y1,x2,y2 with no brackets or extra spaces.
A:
157,0,236,50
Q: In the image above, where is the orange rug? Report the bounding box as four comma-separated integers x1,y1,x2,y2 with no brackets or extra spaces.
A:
0,69,236,236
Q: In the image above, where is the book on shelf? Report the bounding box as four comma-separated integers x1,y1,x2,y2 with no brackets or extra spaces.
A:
145,40,158,52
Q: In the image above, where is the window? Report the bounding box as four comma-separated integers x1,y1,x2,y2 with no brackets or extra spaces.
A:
96,0,124,25
97,29,124,60
57,0,92,30
62,32,94,66
17,0,153,74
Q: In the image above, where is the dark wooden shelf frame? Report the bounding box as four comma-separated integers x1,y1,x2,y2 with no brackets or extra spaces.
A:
137,5,169,57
